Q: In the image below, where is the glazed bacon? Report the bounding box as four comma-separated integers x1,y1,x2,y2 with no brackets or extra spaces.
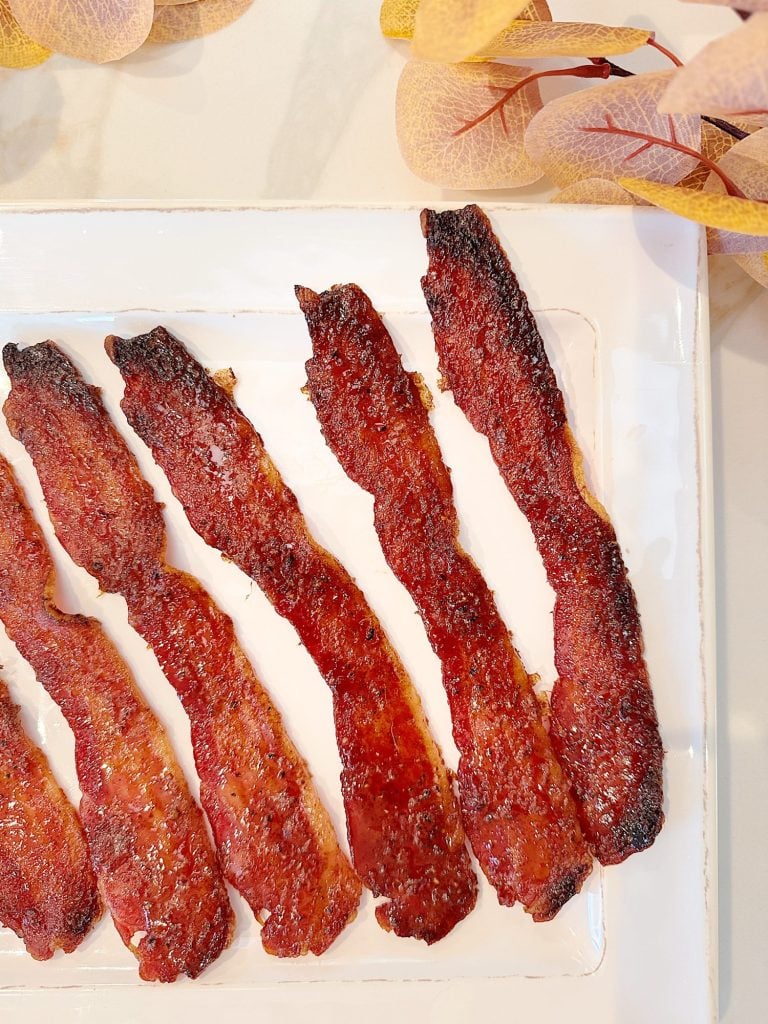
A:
2,343,361,958
420,205,664,865
107,326,478,944
298,283,593,919
0,674,100,960
0,453,233,981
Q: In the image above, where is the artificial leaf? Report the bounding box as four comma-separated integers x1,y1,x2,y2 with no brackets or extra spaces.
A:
149,0,253,43
477,21,651,59
619,177,768,236
660,14,768,117
8,0,153,62
678,120,741,191
381,0,550,42
550,178,641,205
525,71,701,188
705,128,768,252
396,60,543,188
732,251,768,288
412,0,531,62
0,0,50,67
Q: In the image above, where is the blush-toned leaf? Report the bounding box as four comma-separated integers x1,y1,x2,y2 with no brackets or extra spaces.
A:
412,0,531,62
149,0,253,43
0,0,50,67
705,128,768,252
550,177,642,205
732,250,768,288
620,177,768,236
525,71,701,188
155,1,197,6
380,0,550,42
478,21,651,59
396,60,543,188
660,14,768,117
8,0,153,62
678,121,741,191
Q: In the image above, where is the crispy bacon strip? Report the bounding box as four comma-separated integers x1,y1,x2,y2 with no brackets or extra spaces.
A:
2,342,361,958
298,283,593,919
0,452,233,981
420,204,664,864
106,326,478,944
0,674,100,960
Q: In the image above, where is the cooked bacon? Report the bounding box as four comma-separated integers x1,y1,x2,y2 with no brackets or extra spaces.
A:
0,674,100,959
420,205,664,865
298,283,593,919
2,342,361,958
0,452,233,982
106,326,478,944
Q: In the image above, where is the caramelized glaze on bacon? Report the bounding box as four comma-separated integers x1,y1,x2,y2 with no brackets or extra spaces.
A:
298,283,593,919
420,205,664,864
0,451,233,981
107,326,478,944
2,342,360,958
0,674,100,959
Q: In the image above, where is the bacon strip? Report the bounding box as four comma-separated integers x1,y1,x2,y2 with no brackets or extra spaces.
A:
298,283,593,919
0,452,233,981
107,326,478,944
420,205,664,864
0,674,100,960
2,342,361,958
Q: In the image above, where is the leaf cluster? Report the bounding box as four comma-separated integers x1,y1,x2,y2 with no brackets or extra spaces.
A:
0,0,253,66
383,0,768,287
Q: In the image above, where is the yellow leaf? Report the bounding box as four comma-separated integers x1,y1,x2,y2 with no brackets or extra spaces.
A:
478,21,651,59
705,128,768,253
525,71,701,188
8,0,153,62
620,177,768,236
660,14,768,117
412,0,531,62
678,121,741,192
381,0,550,42
396,60,543,188
149,0,253,43
550,178,641,205
0,0,50,67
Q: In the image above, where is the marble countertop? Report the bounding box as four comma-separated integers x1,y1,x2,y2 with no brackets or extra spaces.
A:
0,1,765,1020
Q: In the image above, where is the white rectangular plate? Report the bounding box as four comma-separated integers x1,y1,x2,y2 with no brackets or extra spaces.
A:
0,205,714,1023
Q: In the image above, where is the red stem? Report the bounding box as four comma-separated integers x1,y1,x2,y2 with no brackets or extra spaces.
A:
580,117,748,198
647,37,684,67
452,63,610,138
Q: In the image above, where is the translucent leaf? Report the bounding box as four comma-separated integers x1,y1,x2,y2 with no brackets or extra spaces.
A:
732,251,768,288
396,60,543,188
412,0,531,62
550,178,641,205
0,0,50,67
660,14,768,117
705,128,768,252
677,121,741,192
149,0,253,43
525,71,701,188
8,0,153,62
381,0,419,37
381,0,550,42
478,21,651,59
619,177,768,236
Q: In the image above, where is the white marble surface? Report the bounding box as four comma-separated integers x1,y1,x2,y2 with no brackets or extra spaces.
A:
0,1,765,1020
